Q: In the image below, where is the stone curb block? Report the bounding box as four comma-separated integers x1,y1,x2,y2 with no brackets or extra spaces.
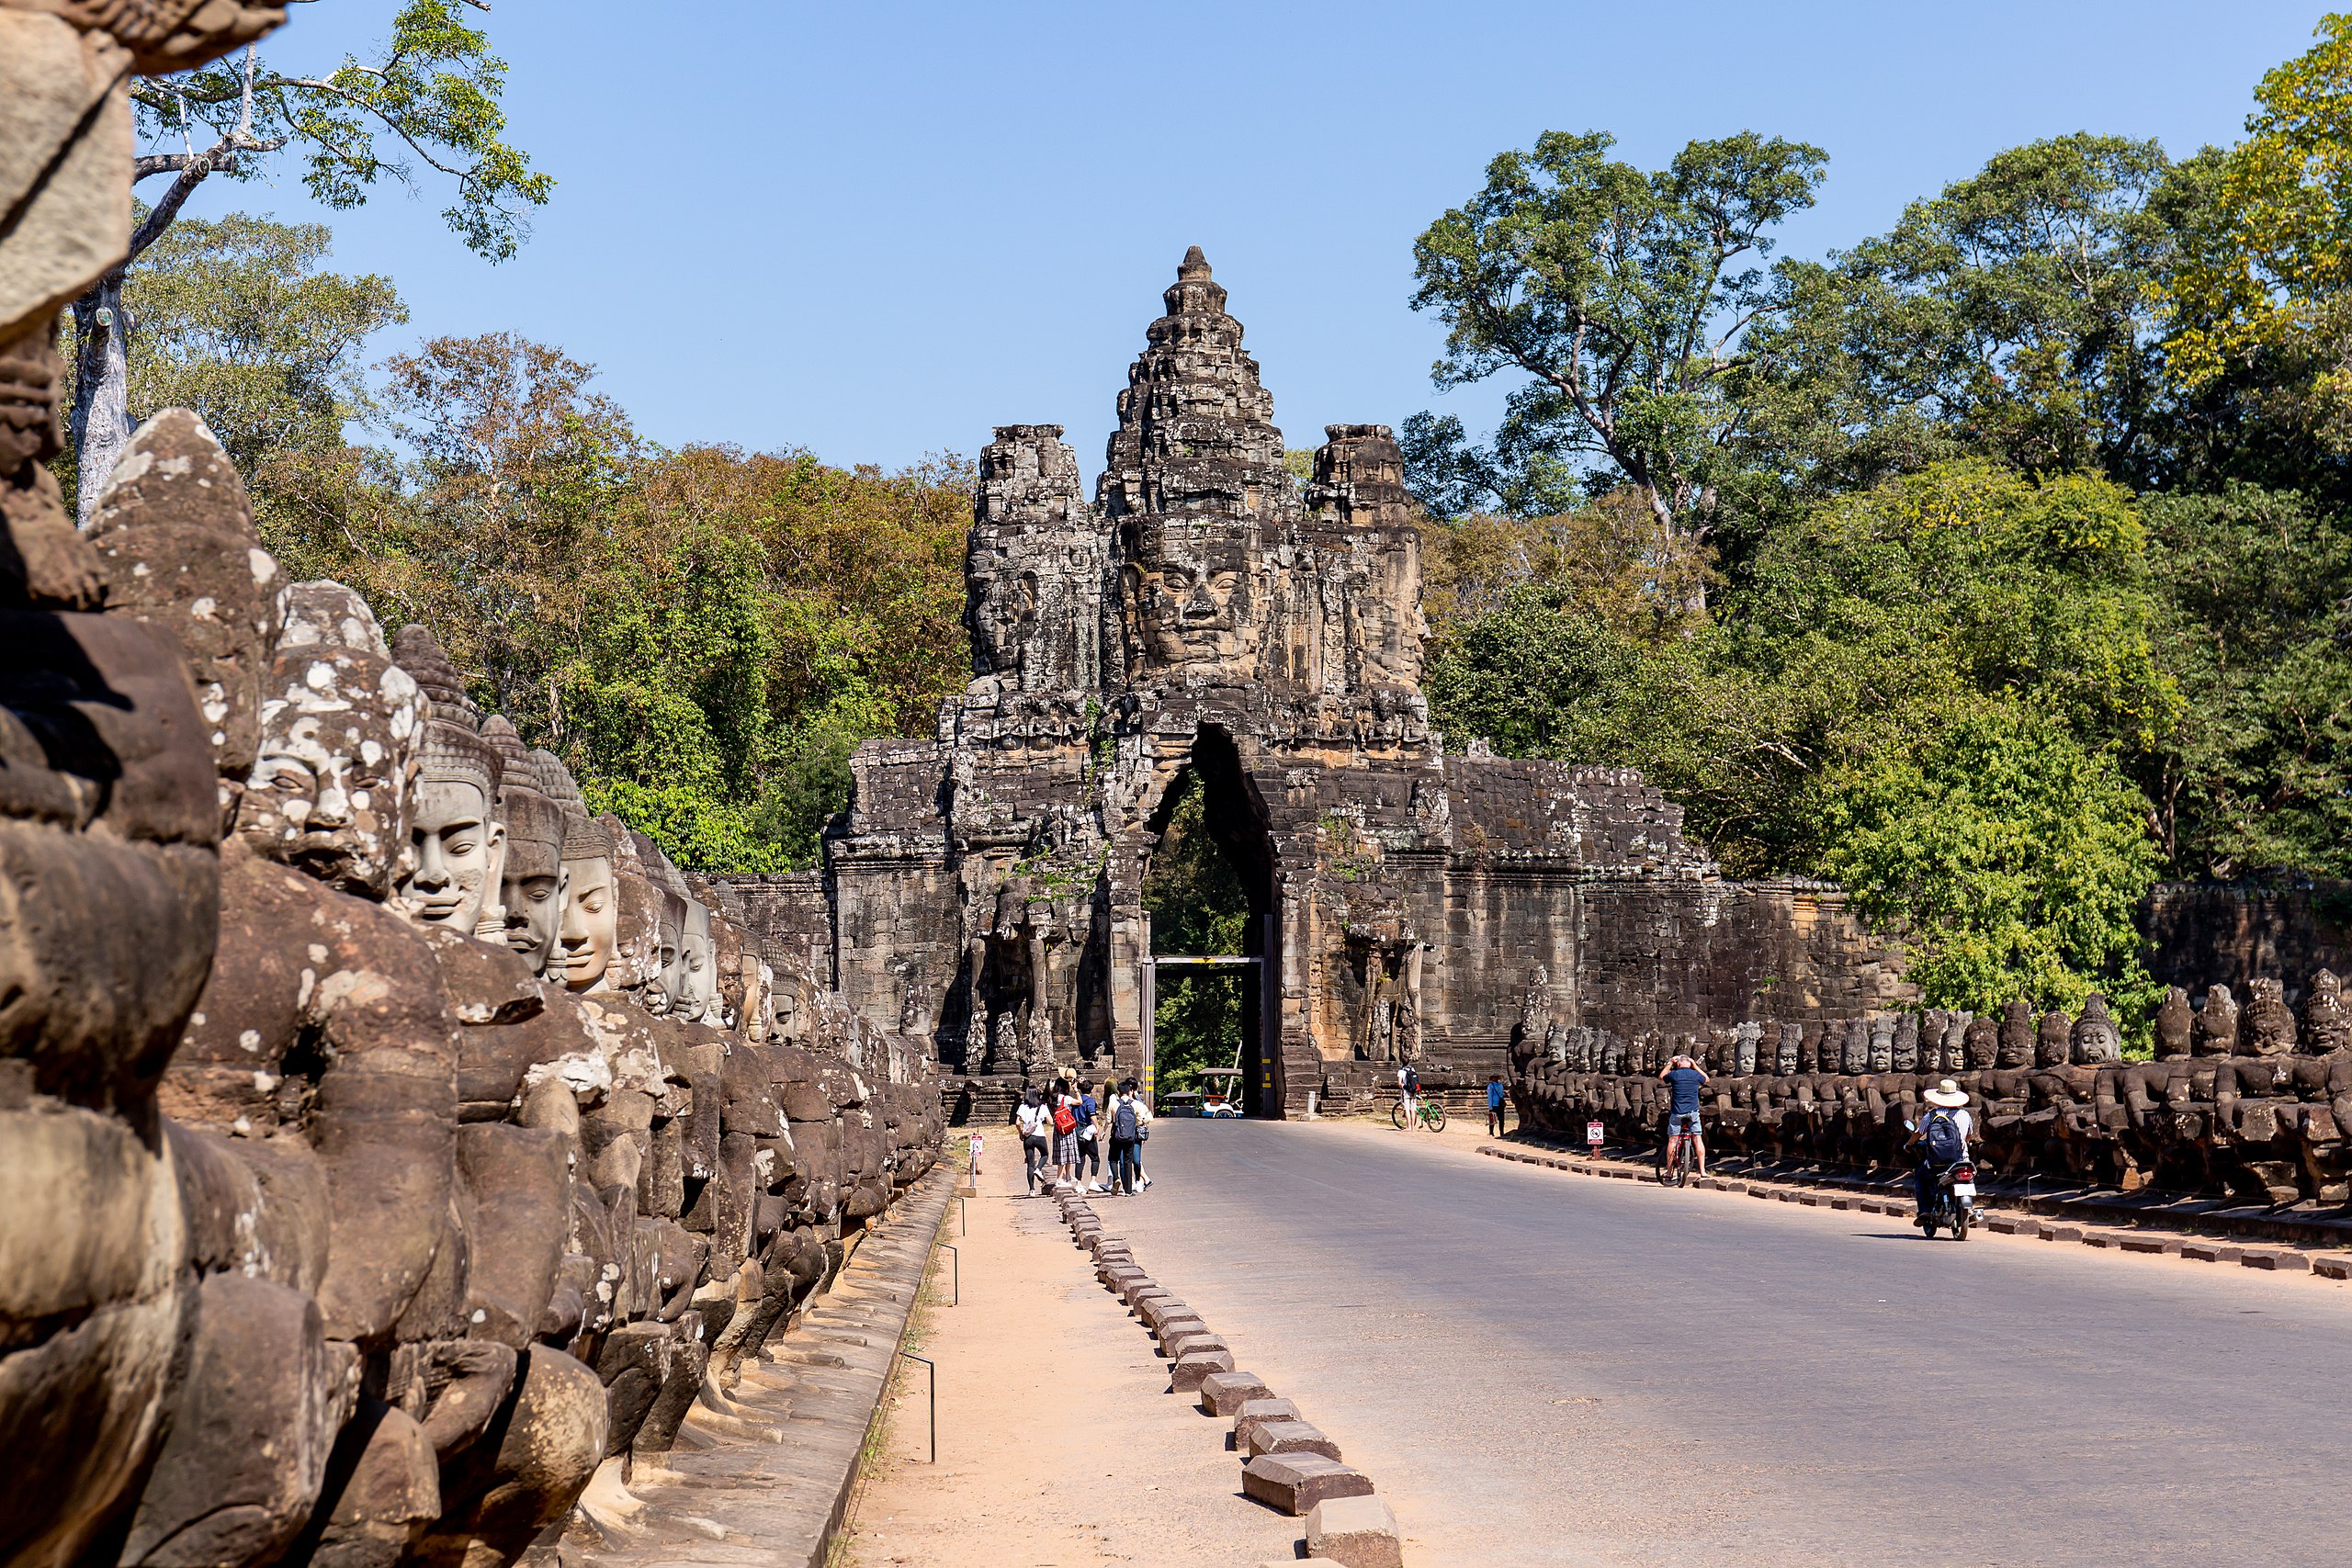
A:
2120,1235,2185,1255
1306,1494,1404,1568
1233,1397,1302,1450
1170,1349,1235,1392
2038,1224,2086,1243
2243,1248,2311,1271
1163,1331,1228,1362
1241,1453,1374,1517
2184,1242,2245,1264
1246,1418,1340,1461
1199,1370,1273,1416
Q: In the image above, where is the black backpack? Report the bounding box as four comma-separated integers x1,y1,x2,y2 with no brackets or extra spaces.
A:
1113,1100,1139,1141
1922,1107,1965,1164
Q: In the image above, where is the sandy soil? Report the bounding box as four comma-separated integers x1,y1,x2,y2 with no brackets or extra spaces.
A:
839,1151,1302,1567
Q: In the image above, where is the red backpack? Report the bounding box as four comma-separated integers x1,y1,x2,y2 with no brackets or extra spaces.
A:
1052,1100,1077,1135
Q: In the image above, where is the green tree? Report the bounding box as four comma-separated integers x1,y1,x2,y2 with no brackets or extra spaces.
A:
2142,485,2352,878
1429,461,2172,1012
1743,134,2174,497
2161,12,2352,451
53,211,405,519
1405,127,1828,598
72,0,549,524
1817,698,2159,1016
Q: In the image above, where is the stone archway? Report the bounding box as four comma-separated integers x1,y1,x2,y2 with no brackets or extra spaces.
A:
1134,724,1284,1114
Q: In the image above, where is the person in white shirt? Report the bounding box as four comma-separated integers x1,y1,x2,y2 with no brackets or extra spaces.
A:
1014,1089,1053,1195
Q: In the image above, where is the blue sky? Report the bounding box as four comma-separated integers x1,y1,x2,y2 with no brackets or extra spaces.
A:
170,1,2330,472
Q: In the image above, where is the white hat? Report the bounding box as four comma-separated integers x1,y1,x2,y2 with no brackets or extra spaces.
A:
1924,1078,1969,1109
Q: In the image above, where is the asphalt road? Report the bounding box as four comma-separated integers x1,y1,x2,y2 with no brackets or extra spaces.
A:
1106,1119,2352,1568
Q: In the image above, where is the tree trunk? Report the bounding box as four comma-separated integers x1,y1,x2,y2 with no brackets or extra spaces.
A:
69,272,132,530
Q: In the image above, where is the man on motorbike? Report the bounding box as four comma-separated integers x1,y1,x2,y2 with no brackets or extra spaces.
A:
1907,1077,1973,1225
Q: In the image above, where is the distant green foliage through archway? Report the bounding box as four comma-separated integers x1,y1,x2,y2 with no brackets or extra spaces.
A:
1142,776,1250,1100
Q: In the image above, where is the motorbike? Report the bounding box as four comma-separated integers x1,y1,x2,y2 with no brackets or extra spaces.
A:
1918,1159,1975,1241
1901,1114,1974,1240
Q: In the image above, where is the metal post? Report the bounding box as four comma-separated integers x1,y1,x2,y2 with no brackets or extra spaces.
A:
959,1196,967,1235
940,1245,958,1305
900,1352,935,1463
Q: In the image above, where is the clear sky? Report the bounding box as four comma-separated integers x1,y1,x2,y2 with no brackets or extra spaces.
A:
170,1,2331,473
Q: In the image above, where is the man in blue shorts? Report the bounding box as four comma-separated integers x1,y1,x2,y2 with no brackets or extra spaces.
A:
1657,1054,1709,1176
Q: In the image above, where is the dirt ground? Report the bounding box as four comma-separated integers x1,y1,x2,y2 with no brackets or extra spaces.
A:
839,1146,1304,1567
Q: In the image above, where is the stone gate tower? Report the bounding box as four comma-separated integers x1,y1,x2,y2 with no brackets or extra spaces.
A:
730,250,1908,1118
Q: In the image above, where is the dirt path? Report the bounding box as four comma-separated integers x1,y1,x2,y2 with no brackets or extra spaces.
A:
840,1151,1302,1567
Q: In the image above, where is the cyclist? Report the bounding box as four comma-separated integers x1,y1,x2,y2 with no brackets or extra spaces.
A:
1397,1061,1421,1131
1907,1077,1973,1224
1657,1054,1709,1177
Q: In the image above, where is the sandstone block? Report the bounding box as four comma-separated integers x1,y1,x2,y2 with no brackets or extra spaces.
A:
1242,1452,1374,1516
2183,1242,2245,1264
1198,1369,1273,1416
1170,1350,1234,1392
1247,1418,1340,1461
2242,1248,2311,1271
2037,1224,2086,1243
2120,1235,2185,1255
1163,1331,1229,1362
1306,1494,1403,1568
1154,1315,1209,1348
1233,1397,1302,1450
2312,1254,2352,1280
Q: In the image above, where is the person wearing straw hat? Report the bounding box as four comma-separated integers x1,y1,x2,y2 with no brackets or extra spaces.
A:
1906,1078,1974,1224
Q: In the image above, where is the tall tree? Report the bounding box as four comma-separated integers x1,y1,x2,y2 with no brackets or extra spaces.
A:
1405,128,1828,602
71,0,549,523
54,212,407,522
2160,12,2352,452
1742,134,2175,497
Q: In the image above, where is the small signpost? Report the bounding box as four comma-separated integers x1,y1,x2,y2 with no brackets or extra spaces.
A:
1586,1120,1604,1154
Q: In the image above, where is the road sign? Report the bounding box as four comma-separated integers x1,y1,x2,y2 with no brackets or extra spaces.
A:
1586,1120,1604,1150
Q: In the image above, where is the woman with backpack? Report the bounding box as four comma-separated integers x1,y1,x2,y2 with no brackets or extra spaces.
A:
1106,1078,1149,1195
1015,1089,1053,1195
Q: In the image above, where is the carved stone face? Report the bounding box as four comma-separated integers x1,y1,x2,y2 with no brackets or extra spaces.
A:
555,853,617,991
503,861,568,974
1123,521,1262,674
679,902,717,1022
394,778,504,932
237,591,424,897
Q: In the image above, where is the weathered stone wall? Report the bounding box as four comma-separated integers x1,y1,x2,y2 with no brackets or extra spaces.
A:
2142,881,2352,998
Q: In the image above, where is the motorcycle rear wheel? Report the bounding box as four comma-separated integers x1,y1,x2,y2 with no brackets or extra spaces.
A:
1951,1208,1970,1241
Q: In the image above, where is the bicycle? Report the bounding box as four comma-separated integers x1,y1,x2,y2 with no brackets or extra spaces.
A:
1657,1116,1699,1187
1391,1094,1448,1132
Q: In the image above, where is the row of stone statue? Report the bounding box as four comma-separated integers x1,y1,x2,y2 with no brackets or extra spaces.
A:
4,407,944,1568
1510,976,2352,1208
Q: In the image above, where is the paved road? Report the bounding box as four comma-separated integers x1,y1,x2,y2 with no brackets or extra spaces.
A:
1107,1119,2352,1568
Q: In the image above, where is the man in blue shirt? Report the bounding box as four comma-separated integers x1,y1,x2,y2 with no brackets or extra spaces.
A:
1657,1054,1710,1176
1487,1073,1509,1136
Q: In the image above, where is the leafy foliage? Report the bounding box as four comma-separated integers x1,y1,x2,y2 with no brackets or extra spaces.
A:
1430,464,2170,1014
1406,128,1828,565
1142,778,1251,1099
138,0,552,262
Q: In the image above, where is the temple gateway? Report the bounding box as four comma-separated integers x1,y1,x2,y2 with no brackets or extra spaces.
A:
728,249,1909,1116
